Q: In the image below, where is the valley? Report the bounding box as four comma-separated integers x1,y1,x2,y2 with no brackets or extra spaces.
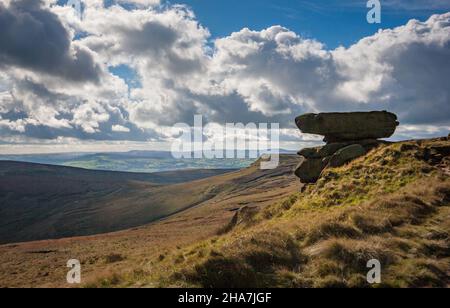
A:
0,161,236,244
0,155,301,287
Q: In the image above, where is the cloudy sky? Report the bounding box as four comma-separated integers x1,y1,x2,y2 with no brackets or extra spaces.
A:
0,0,449,154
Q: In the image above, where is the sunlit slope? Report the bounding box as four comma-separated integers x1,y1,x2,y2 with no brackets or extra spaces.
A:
135,138,450,288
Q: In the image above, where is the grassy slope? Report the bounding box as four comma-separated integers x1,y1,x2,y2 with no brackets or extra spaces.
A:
130,138,450,288
0,155,300,287
0,161,235,244
0,139,448,288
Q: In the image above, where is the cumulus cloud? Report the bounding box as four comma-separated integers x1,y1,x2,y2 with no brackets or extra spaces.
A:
0,0,102,82
112,124,131,132
208,13,450,130
122,0,161,8
0,1,449,150
334,14,450,124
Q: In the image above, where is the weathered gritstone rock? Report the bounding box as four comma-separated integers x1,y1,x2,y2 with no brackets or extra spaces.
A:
297,140,380,159
293,111,399,185
294,157,328,184
294,143,368,184
328,144,366,168
295,111,399,142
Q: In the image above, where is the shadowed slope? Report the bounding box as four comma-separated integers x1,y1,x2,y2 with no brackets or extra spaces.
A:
0,155,301,287
0,161,236,244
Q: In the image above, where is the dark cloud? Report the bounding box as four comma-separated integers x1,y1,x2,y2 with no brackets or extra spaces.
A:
120,20,204,75
122,21,179,55
0,0,101,82
0,78,152,142
382,41,450,125
186,91,303,127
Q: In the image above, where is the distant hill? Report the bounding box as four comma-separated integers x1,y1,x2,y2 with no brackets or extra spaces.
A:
0,161,236,244
0,150,295,173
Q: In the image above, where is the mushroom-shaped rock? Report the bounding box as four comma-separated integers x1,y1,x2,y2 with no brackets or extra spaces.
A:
295,111,399,142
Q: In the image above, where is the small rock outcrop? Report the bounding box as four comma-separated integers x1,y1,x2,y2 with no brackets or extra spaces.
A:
294,111,399,184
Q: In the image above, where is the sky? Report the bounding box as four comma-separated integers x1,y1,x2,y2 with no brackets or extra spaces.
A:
170,0,450,48
0,0,450,154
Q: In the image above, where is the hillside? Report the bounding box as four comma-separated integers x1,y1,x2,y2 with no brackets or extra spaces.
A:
143,137,449,288
0,155,300,287
0,162,235,244
0,139,449,288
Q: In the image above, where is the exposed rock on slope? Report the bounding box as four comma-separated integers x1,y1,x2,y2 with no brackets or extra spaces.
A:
294,111,399,183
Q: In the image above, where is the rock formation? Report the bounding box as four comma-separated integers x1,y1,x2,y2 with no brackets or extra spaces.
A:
295,111,399,143
294,111,399,184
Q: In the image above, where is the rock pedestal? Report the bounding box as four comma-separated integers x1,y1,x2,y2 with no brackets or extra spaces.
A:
294,111,399,184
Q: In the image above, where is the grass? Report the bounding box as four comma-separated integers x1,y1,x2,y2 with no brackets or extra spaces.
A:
1,139,448,288
0,155,300,288
127,138,450,288
105,254,126,264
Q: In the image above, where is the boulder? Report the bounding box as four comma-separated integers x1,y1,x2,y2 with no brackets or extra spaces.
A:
295,111,399,142
332,139,382,152
297,147,322,159
298,143,348,159
294,157,327,183
298,140,380,159
328,144,366,168
318,142,350,157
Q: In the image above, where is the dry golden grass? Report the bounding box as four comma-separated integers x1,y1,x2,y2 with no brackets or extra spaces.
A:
0,139,449,288
130,138,450,288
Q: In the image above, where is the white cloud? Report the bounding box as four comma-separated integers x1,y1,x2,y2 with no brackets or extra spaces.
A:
112,125,131,133
0,1,449,152
71,102,109,133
